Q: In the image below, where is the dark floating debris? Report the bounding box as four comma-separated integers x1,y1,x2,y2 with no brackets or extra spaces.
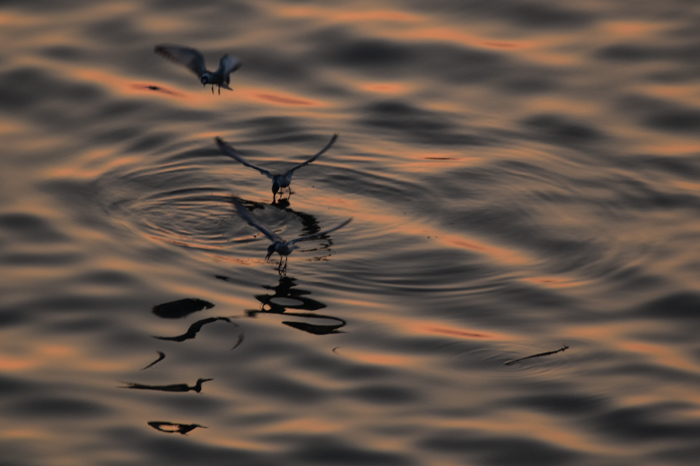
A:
122,378,213,393
152,298,214,319
148,421,206,435
141,351,166,370
504,345,569,366
130,84,183,96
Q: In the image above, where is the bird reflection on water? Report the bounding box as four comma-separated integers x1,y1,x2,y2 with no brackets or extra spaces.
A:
248,275,346,335
148,421,207,435
122,378,213,393
232,197,351,274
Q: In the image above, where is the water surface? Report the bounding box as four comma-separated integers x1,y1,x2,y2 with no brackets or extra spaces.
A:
2,0,700,465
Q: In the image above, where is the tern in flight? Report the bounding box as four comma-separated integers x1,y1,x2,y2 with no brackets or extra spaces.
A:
232,197,351,273
155,44,241,94
216,134,338,201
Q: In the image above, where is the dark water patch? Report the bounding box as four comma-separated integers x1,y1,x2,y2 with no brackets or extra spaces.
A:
358,100,485,145
0,307,27,327
500,75,559,94
329,166,422,203
236,47,309,83
10,396,111,418
130,435,257,466
83,16,147,45
600,175,700,212
240,374,327,404
425,44,507,83
289,436,416,466
0,213,69,243
152,298,215,319
0,66,103,112
654,443,700,465
497,1,596,29
646,109,700,133
590,403,700,442
77,269,139,287
1,251,81,267
628,153,700,179
521,114,606,145
507,393,607,416
40,45,86,61
596,42,700,63
234,116,308,140
597,44,661,62
0,374,34,396
618,94,700,134
418,430,581,466
632,292,700,320
323,38,414,68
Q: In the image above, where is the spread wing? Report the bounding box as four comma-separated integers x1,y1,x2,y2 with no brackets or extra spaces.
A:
232,197,283,243
217,54,242,76
155,44,206,77
289,217,352,245
283,134,338,177
216,138,273,179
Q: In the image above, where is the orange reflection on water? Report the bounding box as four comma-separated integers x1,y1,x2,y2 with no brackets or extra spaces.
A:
277,5,421,23
602,20,669,39
437,232,533,267
336,347,419,367
254,92,316,106
620,340,700,375
359,82,411,95
420,325,490,339
521,275,590,289
0,354,35,371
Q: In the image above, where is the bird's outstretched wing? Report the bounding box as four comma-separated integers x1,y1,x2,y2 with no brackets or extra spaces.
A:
283,134,338,177
232,197,283,243
217,54,242,76
216,138,273,179
289,217,352,245
155,44,206,78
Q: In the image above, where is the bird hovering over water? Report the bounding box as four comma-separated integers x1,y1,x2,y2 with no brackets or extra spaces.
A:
154,44,241,94
216,134,338,202
232,197,351,273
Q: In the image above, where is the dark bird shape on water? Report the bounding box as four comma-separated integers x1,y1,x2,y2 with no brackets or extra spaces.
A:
232,197,351,273
216,134,338,202
122,378,213,393
155,44,241,94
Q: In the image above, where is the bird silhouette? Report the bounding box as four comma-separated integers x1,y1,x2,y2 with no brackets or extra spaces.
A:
155,44,241,94
232,197,351,273
216,134,338,202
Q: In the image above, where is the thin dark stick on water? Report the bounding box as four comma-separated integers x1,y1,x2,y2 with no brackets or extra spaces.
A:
504,345,569,366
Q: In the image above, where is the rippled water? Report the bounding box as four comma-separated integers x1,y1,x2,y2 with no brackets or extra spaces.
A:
2,1,700,464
